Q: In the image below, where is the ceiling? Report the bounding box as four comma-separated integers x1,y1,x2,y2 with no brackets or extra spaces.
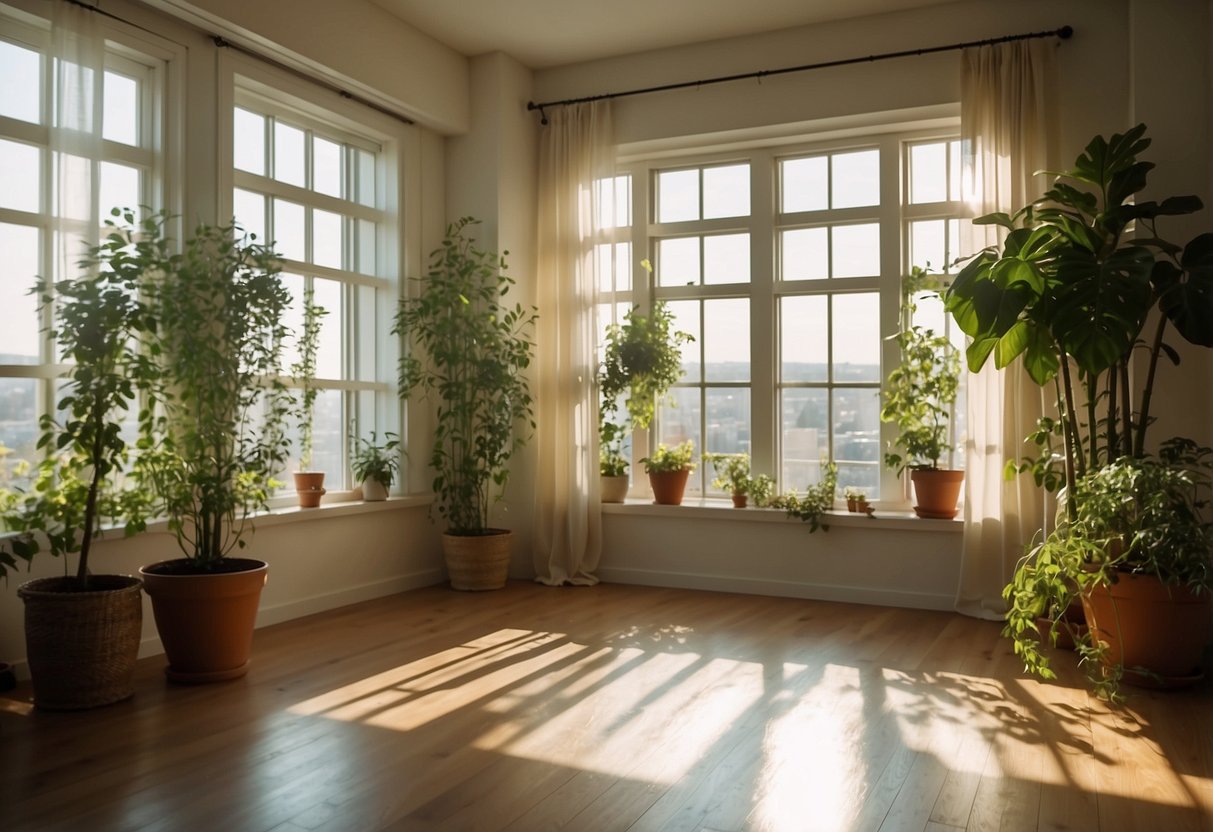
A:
368,0,958,69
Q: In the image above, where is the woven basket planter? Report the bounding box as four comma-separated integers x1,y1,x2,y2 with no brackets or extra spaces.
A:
442,530,512,591
18,574,143,710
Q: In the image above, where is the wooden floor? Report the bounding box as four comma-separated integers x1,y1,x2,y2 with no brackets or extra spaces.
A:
3,582,1212,831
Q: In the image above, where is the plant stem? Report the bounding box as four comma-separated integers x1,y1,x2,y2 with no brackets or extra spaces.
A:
1059,350,1081,520
1135,314,1167,458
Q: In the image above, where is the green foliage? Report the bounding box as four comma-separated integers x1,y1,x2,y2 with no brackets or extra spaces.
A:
350,431,401,488
292,286,328,472
770,461,837,532
881,266,960,474
0,210,159,584
599,447,628,478
134,211,293,570
702,452,775,503
641,441,696,474
393,217,537,535
748,474,776,507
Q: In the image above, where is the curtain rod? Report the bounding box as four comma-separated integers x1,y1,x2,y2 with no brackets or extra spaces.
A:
527,25,1073,124
64,0,414,126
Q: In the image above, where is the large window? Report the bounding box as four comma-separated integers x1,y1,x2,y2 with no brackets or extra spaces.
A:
0,9,167,489
228,70,400,497
620,128,967,506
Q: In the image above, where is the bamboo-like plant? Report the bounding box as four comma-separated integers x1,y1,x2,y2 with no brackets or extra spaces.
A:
292,286,328,472
393,217,537,535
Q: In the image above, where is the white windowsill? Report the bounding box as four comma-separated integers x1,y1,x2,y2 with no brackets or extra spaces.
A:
602,499,962,532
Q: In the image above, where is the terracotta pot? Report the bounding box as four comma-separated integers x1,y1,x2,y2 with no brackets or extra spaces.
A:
601,474,629,504
731,492,748,508
846,498,858,512
442,530,512,591
910,468,964,519
18,575,143,710
361,478,389,501
140,558,268,683
1081,572,1211,687
648,468,691,505
293,471,326,508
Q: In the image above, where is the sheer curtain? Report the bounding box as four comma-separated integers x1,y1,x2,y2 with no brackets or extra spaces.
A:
955,40,1058,620
532,101,614,586
51,1,106,284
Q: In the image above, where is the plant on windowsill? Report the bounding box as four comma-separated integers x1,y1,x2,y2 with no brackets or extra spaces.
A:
641,440,696,506
292,286,329,508
881,265,963,519
0,207,159,709
393,217,537,591
945,124,1213,698
131,210,294,683
351,431,401,502
599,260,694,503
703,452,770,508
770,460,838,532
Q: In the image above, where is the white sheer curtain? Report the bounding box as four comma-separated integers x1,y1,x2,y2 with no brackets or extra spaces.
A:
532,101,614,586
52,0,105,283
955,40,1058,620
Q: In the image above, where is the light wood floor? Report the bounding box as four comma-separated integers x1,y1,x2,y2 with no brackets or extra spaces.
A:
3,581,1211,831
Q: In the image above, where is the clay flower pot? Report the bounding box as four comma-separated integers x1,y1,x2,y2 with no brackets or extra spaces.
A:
648,469,690,505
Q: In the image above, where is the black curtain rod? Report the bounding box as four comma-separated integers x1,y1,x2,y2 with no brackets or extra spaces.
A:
527,25,1073,124
64,0,414,127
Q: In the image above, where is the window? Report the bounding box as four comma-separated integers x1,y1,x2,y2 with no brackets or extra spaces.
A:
228,70,401,497
618,128,967,506
0,9,167,490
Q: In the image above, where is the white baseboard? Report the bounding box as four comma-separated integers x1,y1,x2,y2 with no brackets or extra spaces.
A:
596,566,956,611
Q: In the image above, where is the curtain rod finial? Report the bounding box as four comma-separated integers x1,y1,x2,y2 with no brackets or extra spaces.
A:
1058,25,1073,40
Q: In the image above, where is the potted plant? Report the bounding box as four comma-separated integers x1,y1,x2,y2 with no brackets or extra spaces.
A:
641,441,696,505
0,208,158,708
393,217,537,591
881,265,963,518
133,211,293,683
292,286,329,508
946,124,1213,695
704,452,759,508
351,431,401,501
770,461,838,532
599,262,694,503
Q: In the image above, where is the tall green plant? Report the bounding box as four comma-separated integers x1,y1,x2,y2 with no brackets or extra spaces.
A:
135,212,293,570
0,209,159,584
881,266,961,474
393,217,537,535
292,286,328,471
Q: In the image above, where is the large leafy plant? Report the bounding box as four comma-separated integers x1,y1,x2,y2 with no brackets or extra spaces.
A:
393,217,537,535
135,212,293,571
0,209,159,584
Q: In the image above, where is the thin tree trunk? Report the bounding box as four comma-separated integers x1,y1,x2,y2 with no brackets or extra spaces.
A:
1135,315,1167,457
1059,351,1081,521
1106,365,1118,464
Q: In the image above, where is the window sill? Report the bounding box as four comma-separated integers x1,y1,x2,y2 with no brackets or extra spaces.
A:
601,498,962,532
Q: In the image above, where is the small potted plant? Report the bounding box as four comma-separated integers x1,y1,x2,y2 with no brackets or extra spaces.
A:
770,461,838,532
598,260,694,502
351,431,401,501
704,452,758,508
641,440,696,506
292,286,329,508
843,486,862,512
881,265,963,518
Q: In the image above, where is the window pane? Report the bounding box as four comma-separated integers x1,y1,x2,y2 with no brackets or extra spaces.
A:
597,175,631,229
910,142,947,204
909,219,946,273
313,136,341,197
233,108,266,176
355,148,375,207
781,227,827,281
831,223,879,278
911,290,947,336
273,121,306,187
0,223,40,364
0,40,40,124
103,70,138,146
312,277,342,379
657,168,698,223
596,242,632,294
665,300,700,384
703,164,749,219
781,388,826,489
832,293,880,382
831,149,879,209
56,153,91,221
99,162,139,217
657,386,701,462
781,156,827,213
949,140,963,202
703,234,749,285
55,60,96,132
780,295,827,382
273,198,305,261
0,378,39,489
356,219,376,275
232,188,266,244
705,388,751,458
833,388,881,499
704,298,749,382
1,139,40,212
657,236,699,287
311,388,344,484
313,209,343,269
